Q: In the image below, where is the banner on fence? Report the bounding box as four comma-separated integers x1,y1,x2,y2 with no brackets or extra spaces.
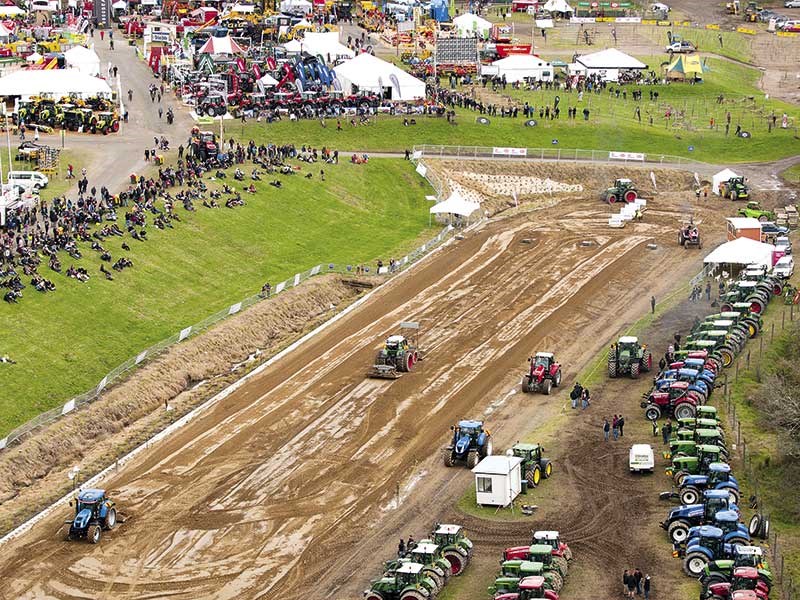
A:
229,302,242,315
179,326,192,341
705,23,720,29
415,163,428,177
610,151,645,161
614,16,641,23
736,26,756,35
492,147,527,157
62,400,75,415
570,16,595,23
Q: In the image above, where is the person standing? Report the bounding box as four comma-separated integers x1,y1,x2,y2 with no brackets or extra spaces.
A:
634,568,643,595
644,574,651,599
622,570,630,596
651,418,658,437
650,295,656,314
612,415,619,440
706,282,712,301
603,418,610,441
581,387,590,409
570,382,583,409
397,538,405,557
618,415,625,437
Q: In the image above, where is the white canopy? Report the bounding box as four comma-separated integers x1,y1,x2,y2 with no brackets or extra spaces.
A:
299,31,354,59
280,0,311,12
430,191,481,216
333,53,425,100
25,52,43,63
0,69,112,98
542,0,573,13
64,45,101,76
283,39,302,52
198,35,246,55
577,48,646,70
704,237,776,269
492,54,552,83
112,0,127,9
453,12,491,36
712,168,740,196
256,72,279,92
0,5,24,15
230,3,255,12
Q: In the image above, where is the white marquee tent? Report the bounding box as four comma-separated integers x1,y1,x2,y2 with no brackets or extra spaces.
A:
0,70,112,99
574,48,646,82
711,168,740,196
256,72,279,92
64,45,101,76
333,53,425,100
453,12,492,37
283,39,302,53
703,237,776,269
491,54,553,83
430,191,481,217
542,0,573,13
299,31,354,60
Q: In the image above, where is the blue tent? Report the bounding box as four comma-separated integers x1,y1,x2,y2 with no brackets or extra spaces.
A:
430,0,450,22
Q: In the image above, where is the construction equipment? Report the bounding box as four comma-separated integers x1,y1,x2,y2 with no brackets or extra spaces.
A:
443,420,492,468
608,336,653,378
430,524,473,576
364,562,437,600
510,443,553,488
719,176,749,201
369,322,422,379
65,488,117,543
521,353,562,395
603,178,638,204
737,201,773,222
679,221,702,249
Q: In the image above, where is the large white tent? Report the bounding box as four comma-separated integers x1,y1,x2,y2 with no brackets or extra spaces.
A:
542,0,573,13
430,191,481,217
453,12,492,37
64,45,101,76
0,70,112,99
574,48,646,82
712,168,740,196
333,53,425,101
704,237,776,269
0,5,25,15
491,54,553,83
298,32,354,60
256,72,279,92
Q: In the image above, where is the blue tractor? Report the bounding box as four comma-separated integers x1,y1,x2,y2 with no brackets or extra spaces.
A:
65,488,117,544
654,368,714,400
661,489,737,544
678,462,740,505
683,525,742,577
443,420,492,469
687,510,750,547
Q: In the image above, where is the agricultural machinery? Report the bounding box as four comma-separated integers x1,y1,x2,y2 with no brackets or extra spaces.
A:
364,562,436,600
521,353,562,395
641,380,702,421
701,545,772,591
737,201,773,222
532,531,573,561
608,336,653,378
667,444,724,484
679,223,702,249
686,509,750,547
491,561,561,596
494,576,560,600
190,129,219,161
443,420,492,468
430,524,472,576
385,542,450,594
666,436,728,464
661,489,736,544
699,311,762,339
690,320,749,353
720,280,777,316
676,462,739,505
702,567,769,600
93,111,120,134
603,178,639,203
654,367,714,400
719,176,749,201
510,443,553,488
502,545,568,591
65,488,117,543
369,327,421,379
683,526,748,577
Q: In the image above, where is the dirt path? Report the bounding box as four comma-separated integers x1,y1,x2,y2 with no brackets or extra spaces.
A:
0,184,724,599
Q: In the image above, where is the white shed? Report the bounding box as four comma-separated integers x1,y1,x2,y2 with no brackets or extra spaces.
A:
472,455,523,507
711,168,740,196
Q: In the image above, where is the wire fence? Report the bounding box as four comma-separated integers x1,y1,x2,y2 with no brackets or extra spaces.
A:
720,303,798,600
0,224,455,453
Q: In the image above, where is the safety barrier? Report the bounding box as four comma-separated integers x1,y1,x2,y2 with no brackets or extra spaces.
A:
0,225,454,452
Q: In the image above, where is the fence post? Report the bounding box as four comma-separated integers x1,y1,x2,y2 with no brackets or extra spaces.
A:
771,322,775,342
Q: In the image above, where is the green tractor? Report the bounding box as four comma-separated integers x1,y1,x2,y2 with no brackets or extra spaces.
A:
369,333,421,379
36,99,62,126
527,544,569,581
608,336,653,378
667,433,728,462
510,443,553,488
666,443,723,484
737,201,773,222
430,524,472,576
719,176,749,201
490,560,562,595
94,111,120,134
384,542,452,593
365,562,436,600
603,178,639,204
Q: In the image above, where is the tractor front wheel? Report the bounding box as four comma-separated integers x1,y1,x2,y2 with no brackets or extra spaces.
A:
642,351,653,372
607,193,618,204
404,352,414,373
630,361,640,379
104,508,117,530
624,190,637,202
481,438,493,458
552,555,569,577
89,524,102,544
645,405,661,422
673,469,690,486
668,520,690,544
679,485,701,505
607,359,618,378
543,461,553,478
542,379,552,395
683,552,709,577
521,376,532,393
527,465,542,487
443,450,454,468
674,402,696,420
399,590,427,600
466,450,479,469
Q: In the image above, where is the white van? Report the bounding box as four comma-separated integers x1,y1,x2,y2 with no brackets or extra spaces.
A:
7,171,49,192
629,444,655,473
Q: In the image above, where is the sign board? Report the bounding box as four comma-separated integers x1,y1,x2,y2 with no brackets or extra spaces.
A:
570,16,596,23
415,163,427,177
535,18,554,28
481,64,499,76
615,16,641,23
736,26,756,35
93,0,112,27
609,151,645,161
400,321,420,329
151,31,171,43
493,147,527,157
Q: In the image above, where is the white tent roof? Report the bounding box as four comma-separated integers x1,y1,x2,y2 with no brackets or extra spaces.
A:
198,35,246,55
543,0,573,13
0,69,112,98
280,0,311,11
491,54,551,82
711,168,740,195
283,39,302,52
300,31,354,59
472,455,523,475
0,5,24,15
577,48,646,69
256,72,279,92
704,237,775,268
453,12,492,34
112,0,127,9
64,45,101,76
25,52,43,63
430,191,481,216
230,3,255,12
333,53,425,101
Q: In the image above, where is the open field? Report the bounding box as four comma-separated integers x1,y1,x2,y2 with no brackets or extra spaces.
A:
0,162,731,599
0,158,433,435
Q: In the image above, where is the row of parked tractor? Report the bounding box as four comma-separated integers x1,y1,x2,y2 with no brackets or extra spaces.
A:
644,266,783,600
489,531,574,600
364,524,473,600
15,95,120,134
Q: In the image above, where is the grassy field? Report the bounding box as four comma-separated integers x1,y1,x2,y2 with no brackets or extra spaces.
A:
782,163,800,184
0,158,434,435
242,60,800,163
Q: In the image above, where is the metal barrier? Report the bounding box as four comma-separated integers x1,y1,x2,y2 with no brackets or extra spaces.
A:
0,225,454,452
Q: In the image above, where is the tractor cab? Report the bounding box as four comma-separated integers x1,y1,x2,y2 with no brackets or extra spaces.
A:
532,530,558,550
694,428,726,446
670,445,722,478
697,406,718,420
518,576,551,599
733,546,765,569
512,443,544,464
691,525,725,555
616,336,640,357
702,490,736,519
668,438,697,458
409,542,448,571
394,562,435,593
706,462,733,485
709,510,743,535
383,334,408,357
432,523,464,547
532,352,553,369
527,544,557,567
74,488,107,517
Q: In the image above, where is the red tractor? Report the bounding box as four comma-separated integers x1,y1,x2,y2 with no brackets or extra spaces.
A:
521,352,562,395
640,380,702,421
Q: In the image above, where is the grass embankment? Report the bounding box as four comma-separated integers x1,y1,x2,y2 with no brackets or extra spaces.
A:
781,163,800,184
0,158,434,435
244,60,800,163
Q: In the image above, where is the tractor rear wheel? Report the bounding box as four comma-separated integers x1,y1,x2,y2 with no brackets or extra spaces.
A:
607,193,618,204
364,593,384,600
552,555,568,577
642,351,653,372
630,361,640,379
104,508,117,530
683,552,709,577
644,405,661,422
404,352,414,373
542,379,552,395
89,524,102,544
553,370,562,387
668,520,690,544
727,536,749,547
607,359,618,378
521,376,532,393
674,402,696,420
548,570,564,592
399,590,427,600
624,190,638,202
443,450,454,468
425,570,444,591
719,346,735,368
466,450,479,469
679,485,701,505
543,461,553,478
443,549,466,576
527,465,541,487
673,469,690,486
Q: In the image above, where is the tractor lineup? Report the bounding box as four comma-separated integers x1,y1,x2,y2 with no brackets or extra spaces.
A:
363,524,473,599
489,530,573,599
15,94,121,135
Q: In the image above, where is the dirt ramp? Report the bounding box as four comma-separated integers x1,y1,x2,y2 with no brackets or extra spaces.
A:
0,276,363,533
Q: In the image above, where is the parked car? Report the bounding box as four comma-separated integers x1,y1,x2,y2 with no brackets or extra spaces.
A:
775,236,792,255
665,41,696,53
761,222,790,236
6,170,48,192
772,255,795,279
629,444,655,473
784,1,800,9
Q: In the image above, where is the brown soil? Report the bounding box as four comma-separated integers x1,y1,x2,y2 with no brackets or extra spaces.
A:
0,168,729,599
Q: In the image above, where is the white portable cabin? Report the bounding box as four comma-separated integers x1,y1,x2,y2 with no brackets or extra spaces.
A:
472,455,523,507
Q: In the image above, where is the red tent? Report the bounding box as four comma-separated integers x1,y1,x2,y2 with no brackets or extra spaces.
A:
198,35,246,55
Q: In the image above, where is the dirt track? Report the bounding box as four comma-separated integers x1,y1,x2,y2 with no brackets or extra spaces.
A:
0,187,715,599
